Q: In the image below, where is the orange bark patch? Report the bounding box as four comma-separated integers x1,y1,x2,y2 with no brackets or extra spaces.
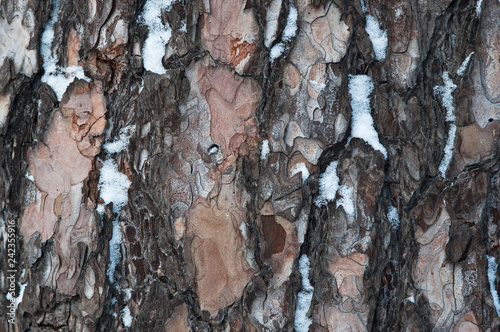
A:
21,81,106,297
200,0,260,74
458,122,500,164
261,215,286,260
186,183,255,317
230,38,257,69
259,213,300,288
195,62,261,174
164,305,190,332
66,28,81,67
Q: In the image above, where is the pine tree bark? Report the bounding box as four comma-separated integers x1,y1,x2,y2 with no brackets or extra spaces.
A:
1,0,500,331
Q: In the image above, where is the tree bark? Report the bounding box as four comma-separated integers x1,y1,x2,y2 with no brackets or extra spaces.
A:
1,0,500,330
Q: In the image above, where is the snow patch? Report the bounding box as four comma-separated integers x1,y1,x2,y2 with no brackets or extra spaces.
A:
476,0,483,17
25,172,35,182
123,288,132,301
269,42,285,64
96,204,105,214
99,126,135,284
261,139,270,161
239,222,248,240
141,0,175,74
434,71,457,122
394,7,404,21
208,145,218,155
103,126,136,154
282,2,298,42
268,0,298,63
295,255,313,332
180,22,187,33
348,75,388,159
434,71,457,177
42,65,89,102
439,123,457,178
106,204,124,284
487,255,500,317
387,204,400,229
316,161,339,206
366,15,388,61
337,185,355,216
291,163,310,182
360,0,366,12
41,0,90,101
457,52,474,76
316,161,356,214
98,159,132,213
121,305,133,327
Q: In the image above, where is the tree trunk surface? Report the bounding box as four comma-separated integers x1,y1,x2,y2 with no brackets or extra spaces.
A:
1,0,500,330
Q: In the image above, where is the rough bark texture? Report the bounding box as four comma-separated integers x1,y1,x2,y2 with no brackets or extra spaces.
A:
1,0,500,331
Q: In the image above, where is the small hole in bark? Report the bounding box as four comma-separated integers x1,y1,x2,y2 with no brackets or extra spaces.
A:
208,144,219,155
489,118,493,122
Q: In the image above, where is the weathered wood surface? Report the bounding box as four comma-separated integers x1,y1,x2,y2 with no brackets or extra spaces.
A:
1,0,500,330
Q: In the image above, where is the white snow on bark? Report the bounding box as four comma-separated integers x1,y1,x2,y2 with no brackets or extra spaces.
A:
98,126,136,284
487,255,500,317
141,0,175,74
434,71,457,177
366,15,388,61
337,185,355,216
121,305,133,327
476,0,483,16
261,139,270,161
106,215,124,284
291,162,310,182
348,75,388,159
41,0,89,101
25,172,35,182
269,0,298,63
360,0,366,12
282,2,298,42
316,161,340,206
270,43,285,64
316,161,356,216
439,123,457,177
207,145,219,155
123,288,132,301
457,52,474,76
99,157,132,209
387,204,400,229
103,125,137,154
295,255,313,332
